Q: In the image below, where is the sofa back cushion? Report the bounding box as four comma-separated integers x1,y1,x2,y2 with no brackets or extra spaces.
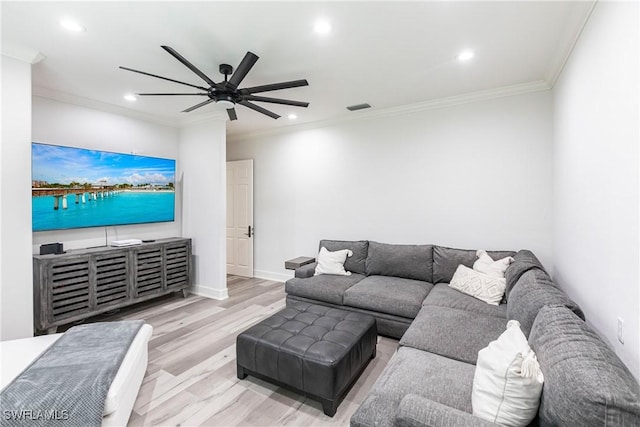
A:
365,241,433,282
530,305,640,426
507,269,584,337
504,250,546,298
432,246,515,284
319,239,368,275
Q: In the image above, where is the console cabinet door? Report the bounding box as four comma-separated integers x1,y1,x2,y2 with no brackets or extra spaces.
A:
133,245,164,297
165,240,190,291
46,256,92,325
94,252,130,310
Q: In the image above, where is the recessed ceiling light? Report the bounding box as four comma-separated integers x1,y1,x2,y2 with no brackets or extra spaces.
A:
314,20,332,35
288,113,298,120
457,50,475,61
124,94,137,102
60,19,86,33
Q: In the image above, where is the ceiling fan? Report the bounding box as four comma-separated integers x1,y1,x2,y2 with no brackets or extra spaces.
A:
120,46,309,121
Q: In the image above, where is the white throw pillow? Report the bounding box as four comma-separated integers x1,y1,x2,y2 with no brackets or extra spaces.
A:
472,320,544,426
473,250,514,278
449,264,506,305
314,247,353,276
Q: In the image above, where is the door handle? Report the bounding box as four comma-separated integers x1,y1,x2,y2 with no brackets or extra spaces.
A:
244,225,253,238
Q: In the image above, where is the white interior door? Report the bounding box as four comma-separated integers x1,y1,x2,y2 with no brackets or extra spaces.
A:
226,160,254,277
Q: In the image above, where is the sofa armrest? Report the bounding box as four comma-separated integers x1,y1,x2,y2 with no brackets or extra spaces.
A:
396,394,496,427
295,262,317,278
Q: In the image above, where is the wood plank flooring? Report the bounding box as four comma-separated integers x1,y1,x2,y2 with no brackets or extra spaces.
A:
93,276,398,426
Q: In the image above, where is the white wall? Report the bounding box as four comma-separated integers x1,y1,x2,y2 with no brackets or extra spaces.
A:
228,91,554,281
180,117,228,299
1,55,34,340
32,97,181,251
553,1,639,379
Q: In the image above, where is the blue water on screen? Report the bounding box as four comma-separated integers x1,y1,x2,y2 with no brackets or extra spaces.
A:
32,191,175,231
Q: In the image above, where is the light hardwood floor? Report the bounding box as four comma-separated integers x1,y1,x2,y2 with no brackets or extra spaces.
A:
94,275,398,426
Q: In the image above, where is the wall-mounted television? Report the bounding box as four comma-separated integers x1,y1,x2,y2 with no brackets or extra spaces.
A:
32,142,176,232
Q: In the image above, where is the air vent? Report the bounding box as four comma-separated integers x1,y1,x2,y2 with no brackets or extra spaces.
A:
346,103,371,111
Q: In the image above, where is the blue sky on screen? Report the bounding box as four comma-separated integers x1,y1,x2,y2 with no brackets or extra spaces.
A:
32,143,175,186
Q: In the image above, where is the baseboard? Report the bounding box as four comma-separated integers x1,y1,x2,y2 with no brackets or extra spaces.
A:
190,285,229,300
254,269,293,283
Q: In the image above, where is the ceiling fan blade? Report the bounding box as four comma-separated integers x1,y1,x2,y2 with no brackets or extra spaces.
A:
161,45,217,88
137,93,209,96
238,100,280,119
182,98,215,113
227,108,238,121
239,79,309,95
120,66,208,91
243,95,309,108
227,52,259,90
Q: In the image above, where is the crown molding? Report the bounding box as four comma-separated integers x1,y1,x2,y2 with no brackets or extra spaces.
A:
545,0,598,88
34,78,551,141
33,86,229,128
1,41,45,64
32,86,182,128
228,80,551,142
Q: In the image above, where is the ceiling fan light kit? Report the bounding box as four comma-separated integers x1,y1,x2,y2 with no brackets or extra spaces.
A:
216,99,235,110
120,46,309,121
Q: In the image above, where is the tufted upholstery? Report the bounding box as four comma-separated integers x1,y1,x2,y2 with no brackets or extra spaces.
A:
236,300,377,416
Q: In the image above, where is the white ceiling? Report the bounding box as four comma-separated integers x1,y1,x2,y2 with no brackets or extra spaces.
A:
2,1,594,137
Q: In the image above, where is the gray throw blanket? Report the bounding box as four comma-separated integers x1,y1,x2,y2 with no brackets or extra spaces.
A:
0,320,144,427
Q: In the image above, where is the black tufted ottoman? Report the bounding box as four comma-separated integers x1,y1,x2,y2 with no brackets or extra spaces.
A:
236,300,377,416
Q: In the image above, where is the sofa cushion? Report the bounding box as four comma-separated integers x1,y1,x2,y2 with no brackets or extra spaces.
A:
284,274,365,305
350,346,475,427
507,269,584,337
365,241,433,282
432,246,515,284
530,305,640,426
504,249,546,298
319,239,368,275
422,283,507,319
399,305,506,365
343,276,432,319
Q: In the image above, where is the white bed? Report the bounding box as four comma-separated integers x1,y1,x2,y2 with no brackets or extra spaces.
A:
0,324,153,427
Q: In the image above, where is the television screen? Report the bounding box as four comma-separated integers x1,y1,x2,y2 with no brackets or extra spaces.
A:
32,142,176,232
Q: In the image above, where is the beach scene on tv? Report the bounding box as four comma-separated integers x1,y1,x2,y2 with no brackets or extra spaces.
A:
32,143,176,232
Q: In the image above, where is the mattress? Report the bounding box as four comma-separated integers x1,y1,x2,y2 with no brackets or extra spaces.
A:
0,324,152,425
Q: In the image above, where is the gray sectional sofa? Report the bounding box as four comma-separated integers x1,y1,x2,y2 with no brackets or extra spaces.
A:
285,240,640,426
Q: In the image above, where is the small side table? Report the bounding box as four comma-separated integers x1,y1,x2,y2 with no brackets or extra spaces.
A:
285,256,316,270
